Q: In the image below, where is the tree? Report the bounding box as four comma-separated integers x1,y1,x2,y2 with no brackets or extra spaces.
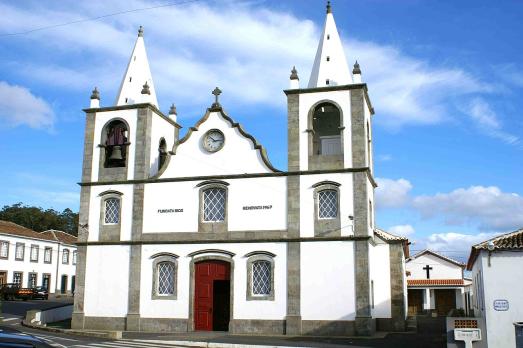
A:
0,203,78,236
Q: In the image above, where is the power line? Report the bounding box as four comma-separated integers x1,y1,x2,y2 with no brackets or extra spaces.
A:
0,0,207,37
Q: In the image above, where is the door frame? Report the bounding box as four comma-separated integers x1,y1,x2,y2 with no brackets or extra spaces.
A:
0,270,7,285
189,255,234,332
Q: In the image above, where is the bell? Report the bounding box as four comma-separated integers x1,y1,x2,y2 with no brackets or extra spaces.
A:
109,145,123,161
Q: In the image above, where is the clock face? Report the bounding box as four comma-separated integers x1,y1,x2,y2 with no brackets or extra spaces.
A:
202,129,225,153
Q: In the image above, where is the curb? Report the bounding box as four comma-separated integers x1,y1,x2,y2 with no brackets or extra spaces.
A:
21,322,122,339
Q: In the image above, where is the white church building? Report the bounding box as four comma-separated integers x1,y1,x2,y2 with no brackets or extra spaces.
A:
72,3,408,336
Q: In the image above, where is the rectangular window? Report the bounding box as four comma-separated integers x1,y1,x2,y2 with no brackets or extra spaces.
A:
252,261,271,295
62,249,69,264
15,243,25,261
318,190,338,219
44,247,52,263
0,241,9,259
30,245,39,262
104,198,120,224
28,273,37,288
203,188,226,222
157,262,175,295
72,251,77,265
42,274,51,290
13,272,22,285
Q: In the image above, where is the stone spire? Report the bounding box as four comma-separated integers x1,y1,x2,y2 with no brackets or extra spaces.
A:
115,26,158,107
352,60,362,83
307,1,351,88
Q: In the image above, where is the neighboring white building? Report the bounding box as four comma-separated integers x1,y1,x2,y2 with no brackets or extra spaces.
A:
72,3,409,336
406,250,470,316
0,220,77,294
467,228,523,348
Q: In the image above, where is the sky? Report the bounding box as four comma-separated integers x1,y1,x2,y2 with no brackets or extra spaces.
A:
0,0,522,262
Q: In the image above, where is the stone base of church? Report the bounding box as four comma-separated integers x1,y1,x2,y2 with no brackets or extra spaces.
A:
376,318,406,332
355,316,376,336
72,315,367,336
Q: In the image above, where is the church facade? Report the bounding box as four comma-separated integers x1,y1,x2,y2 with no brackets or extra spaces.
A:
72,3,407,336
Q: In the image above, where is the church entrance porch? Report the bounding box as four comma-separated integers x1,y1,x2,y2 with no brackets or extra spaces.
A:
434,289,456,316
194,260,231,331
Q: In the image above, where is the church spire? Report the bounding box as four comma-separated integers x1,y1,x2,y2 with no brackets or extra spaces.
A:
307,1,351,88
115,26,158,107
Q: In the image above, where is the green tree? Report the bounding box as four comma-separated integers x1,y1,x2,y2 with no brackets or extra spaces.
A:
0,203,78,236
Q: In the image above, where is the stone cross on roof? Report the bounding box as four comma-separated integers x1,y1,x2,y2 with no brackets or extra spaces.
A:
211,87,222,109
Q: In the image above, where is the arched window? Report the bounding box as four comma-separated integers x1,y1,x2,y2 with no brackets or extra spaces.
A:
312,102,342,155
104,197,120,224
158,138,167,171
203,188,226,222
152,254,178,300
103,120,128,168
318,189,338,219
246,253,275,301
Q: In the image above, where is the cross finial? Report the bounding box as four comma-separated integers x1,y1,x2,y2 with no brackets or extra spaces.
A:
326,1,332,14
138,26,144,37
211,87,222,109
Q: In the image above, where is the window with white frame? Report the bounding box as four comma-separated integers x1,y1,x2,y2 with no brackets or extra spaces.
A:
104,197,120,224
246,253,275,301
30,245,39,262
203,188,226,222
318,189,338,219
62,249,69,264
72,251,77,265
0,241,9,259
151,254,178,300
44,247,52,263
15,243,24,260
13,272,22,285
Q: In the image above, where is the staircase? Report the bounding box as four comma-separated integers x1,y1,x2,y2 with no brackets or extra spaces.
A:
406,316,418,332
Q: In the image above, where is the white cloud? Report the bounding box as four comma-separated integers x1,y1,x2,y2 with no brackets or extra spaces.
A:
413,186,523,231
389,224,415,236
375,178,412,208
377,154,393,162
464,97,519,145
0,81,54,129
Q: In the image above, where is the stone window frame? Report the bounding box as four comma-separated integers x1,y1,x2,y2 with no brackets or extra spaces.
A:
72,250,77,265
98,190,124,242
30,244,39,263
197,180,229,233
62,248,70,264
245,251,276,301
15,242,25,261
13,271,23,285
98,118,131,182
44,247,52,264
151,253,179,300
312,181,341,237
28,272,37,288
0,240,9,259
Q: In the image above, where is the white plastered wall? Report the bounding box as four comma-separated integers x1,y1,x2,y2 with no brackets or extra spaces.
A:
299,173,354,238
298,90,352,171
142,177,286,233
149,113,176,177
161,112,275,178
88,184,134,242
369,240,391,318
90,109,138,181
301,241,356,320
83,245,130,317
139,243,287,320
406,253,463,280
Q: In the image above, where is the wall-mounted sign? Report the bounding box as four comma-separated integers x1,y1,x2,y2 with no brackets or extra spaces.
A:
243,205,272,211
493,299,509,311
157,208,183,213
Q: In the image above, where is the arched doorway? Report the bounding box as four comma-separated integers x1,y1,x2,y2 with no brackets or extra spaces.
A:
194,260,231,331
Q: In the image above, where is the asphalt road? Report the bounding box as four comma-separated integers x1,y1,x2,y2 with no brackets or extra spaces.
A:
0,299,446,347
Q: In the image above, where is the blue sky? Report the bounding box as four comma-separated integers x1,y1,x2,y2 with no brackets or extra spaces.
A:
0,0,522,261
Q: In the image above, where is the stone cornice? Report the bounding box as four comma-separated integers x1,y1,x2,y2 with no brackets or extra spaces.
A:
83,103,182,129
78,167,377,187
284,83,375,115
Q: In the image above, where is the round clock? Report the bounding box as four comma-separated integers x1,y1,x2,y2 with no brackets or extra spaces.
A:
202,129,225,152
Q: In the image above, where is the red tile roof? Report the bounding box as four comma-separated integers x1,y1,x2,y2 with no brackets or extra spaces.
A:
374,228,408,242
467,228,523,270
408,279,465,286
0,220,76,245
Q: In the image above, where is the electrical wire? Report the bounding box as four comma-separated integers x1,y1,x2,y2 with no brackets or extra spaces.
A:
0,0,207,37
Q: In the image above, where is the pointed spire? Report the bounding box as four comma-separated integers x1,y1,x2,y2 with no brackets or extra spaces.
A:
308,3,351,88
90,87,100,108
115,26,158,107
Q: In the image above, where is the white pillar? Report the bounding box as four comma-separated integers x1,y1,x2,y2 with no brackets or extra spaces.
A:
423,288,431,310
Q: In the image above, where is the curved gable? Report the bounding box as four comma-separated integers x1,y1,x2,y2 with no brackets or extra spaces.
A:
159,108,279,178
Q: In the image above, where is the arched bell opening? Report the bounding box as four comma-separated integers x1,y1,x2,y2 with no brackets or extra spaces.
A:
311,102,342,156
102,119,129,168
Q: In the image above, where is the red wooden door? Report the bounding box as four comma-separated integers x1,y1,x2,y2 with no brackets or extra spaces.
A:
194,261,230,331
